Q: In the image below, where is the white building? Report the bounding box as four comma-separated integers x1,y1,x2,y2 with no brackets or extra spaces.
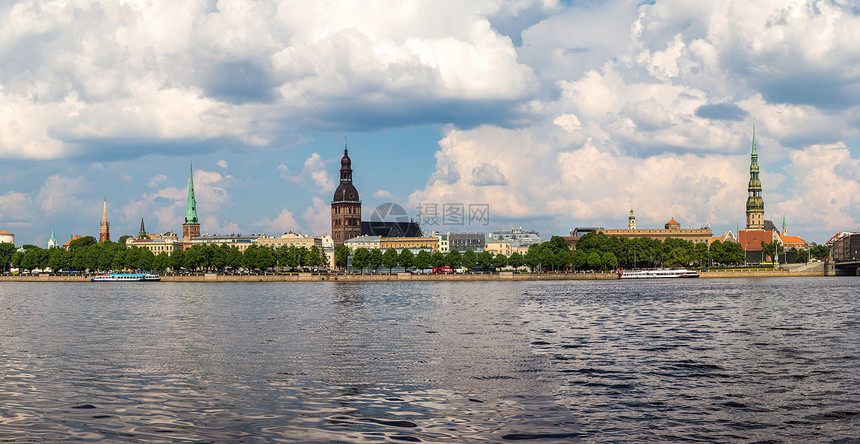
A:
0,229,14,245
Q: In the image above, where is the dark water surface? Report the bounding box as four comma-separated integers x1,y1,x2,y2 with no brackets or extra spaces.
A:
0,278,858,442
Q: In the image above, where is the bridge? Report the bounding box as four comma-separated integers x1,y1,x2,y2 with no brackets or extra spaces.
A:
834,259,860,276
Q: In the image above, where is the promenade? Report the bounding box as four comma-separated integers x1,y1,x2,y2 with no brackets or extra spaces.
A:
0,266,826,282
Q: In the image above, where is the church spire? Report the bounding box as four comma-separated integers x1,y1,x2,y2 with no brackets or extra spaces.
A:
48,226,57,248
182,162,201,241
185,162,198,224
99,198,110,242
745,120,765,230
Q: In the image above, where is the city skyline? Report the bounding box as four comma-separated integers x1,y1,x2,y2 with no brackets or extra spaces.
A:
2,1,859,246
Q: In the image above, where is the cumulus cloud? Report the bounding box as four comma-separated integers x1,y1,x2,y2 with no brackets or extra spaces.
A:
279,153,335,194
0,0,543,160
252,208,304,235
301,196,331,236
0,191,33,223
471,162,508,186
36,175,92,215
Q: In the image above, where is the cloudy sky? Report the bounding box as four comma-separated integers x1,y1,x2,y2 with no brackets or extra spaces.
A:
2,0,859,247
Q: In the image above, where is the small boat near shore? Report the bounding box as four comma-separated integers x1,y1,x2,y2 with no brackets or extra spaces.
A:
619,269,699,279
91,272,160,282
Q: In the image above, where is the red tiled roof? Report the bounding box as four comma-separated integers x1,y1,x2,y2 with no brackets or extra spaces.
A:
738,230,773,251
63,235,83,247
779,234,808,246
667,219,678,224
0,228,12,235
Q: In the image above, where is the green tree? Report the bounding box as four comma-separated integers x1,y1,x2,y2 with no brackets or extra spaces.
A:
508,252,524,270
414,250,431,269
0,242,16,271
398,248,414,270
571,249,586,271
809,243,829,260
795,249,809,263
118,235,132,245
352,248,370,273
68,236,97,251
369,249,384,272
223,246,240,270
430,251,447,268
382,248,399,273
555,249,571,271
153,252,169,272
170,248,185,271
665,247,689,267
446,249,462,269
335,244,350,269
586,251,602,269
601,252,617,270
461,250,477,269
493,253,508,269
477,251,493,269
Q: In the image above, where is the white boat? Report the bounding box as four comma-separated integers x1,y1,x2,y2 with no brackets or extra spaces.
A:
618,269,699,279
91,272,160,282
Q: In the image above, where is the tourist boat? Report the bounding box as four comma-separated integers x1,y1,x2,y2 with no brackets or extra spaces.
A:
618,269,699,279
91,272,160,282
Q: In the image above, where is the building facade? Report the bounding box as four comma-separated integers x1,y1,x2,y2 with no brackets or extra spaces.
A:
448,232,486,252
832,233,860,262
0,228,14,245
182,163,201,241
379,237,438,254
331,144,362,245
189,234,258,252
599,218,712,244
343,235,380,251
126,234,182,256
256,232,323,250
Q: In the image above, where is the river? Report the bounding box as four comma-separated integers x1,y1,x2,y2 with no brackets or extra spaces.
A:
0,277,857,442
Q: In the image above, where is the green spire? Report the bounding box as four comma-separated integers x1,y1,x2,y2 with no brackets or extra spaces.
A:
782,214,786,234
50,226,56,242
185,162,198,224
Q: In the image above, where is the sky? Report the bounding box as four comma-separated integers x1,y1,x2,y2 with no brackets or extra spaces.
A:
2,0,860,247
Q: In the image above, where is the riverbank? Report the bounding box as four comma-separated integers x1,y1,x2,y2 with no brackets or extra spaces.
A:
0,268,827,282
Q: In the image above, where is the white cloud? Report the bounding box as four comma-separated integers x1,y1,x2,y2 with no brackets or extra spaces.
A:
146,174,168,188
252,208,304,235
216,159,229,169
302,196,331,236
0,191,33,222
36,175,92,215
279,153,335,194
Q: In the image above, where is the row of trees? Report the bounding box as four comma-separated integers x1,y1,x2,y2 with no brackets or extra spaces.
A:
334,236,586,273
1,236,326,273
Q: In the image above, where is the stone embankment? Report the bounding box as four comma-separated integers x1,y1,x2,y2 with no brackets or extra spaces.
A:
0,265,828,283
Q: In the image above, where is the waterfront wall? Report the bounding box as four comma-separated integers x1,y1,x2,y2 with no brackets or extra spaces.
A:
0,268,830,282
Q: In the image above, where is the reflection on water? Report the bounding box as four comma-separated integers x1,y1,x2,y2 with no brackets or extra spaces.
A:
0,281,576,442
521,277,860,442
1,278,857,441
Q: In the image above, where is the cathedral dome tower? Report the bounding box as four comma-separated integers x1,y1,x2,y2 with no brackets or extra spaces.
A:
331,142,362,245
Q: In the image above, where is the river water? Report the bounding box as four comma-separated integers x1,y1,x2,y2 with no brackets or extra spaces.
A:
0,278,857,442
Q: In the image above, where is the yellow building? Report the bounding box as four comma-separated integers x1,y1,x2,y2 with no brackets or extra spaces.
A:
599,218,712,244
380,237,438,253
126,237,182,255
484,241,529,257
256,233,323,250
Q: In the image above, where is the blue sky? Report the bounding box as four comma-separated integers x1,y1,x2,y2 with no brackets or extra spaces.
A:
2,0,860,247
